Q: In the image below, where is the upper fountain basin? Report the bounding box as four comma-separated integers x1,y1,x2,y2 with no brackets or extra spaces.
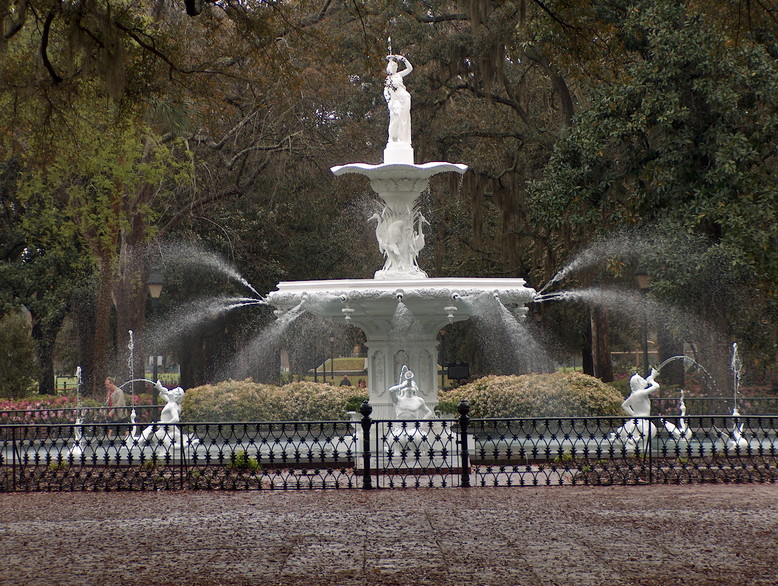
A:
331,162,468,178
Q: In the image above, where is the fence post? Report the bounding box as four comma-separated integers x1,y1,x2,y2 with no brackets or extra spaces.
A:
11,426,17,492
457,400,471,488
360,401,373,489
648,418,653,485
179,423,185,490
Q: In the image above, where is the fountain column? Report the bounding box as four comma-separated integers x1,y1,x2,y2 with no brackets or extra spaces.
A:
365,339,438,420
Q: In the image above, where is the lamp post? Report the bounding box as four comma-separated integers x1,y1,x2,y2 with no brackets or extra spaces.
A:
147,271,164,404
329,336,335,383
635,267,650,377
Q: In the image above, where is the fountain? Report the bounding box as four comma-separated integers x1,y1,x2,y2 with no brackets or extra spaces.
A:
267,48,536,418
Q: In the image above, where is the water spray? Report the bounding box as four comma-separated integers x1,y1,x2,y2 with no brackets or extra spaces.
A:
731,342,742,413
128,329,136,413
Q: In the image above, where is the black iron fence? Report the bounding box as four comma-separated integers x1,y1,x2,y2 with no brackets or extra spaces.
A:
1,401,776,491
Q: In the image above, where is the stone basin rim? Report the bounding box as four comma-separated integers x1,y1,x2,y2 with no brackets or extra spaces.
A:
270,277,535,295
330,161,468,176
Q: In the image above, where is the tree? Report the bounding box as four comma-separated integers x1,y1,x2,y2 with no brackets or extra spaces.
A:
0,156,92,393
0,310,38,397
14,95,193,395
527,0,778,388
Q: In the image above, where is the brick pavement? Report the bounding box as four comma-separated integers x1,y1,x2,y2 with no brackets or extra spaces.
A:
1,484,776,585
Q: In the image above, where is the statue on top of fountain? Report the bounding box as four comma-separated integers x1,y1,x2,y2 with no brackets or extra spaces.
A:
388,365,433,420
384,53,413,146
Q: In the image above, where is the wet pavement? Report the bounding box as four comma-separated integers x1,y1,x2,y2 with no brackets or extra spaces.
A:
1,484,776,585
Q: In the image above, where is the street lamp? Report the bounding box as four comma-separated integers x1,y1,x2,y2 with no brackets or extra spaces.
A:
147,271,164,403
635,267,650,376
329,336,335,383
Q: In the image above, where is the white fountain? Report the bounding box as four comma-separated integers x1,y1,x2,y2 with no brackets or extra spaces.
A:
268,49,536,419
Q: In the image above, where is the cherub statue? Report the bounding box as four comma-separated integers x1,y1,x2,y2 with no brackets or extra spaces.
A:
139,381,185,450
608,369,660,451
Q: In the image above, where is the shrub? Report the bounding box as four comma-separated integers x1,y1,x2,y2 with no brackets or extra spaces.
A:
437,372,624,418
182,379,368,421
229,450,260,472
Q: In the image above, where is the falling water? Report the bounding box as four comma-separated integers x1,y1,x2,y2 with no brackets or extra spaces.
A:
227,302,307,379
468,292,553,375
158,242,265,299
534,286,730,402
390,300,421,339
127,329,136,404
75,366,82,411
655,355,724,399
535,287,722,355
147,296,268,352
731,343,742,411
537,234,642,294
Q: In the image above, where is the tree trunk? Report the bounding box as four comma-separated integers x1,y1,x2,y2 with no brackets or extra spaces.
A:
589,307,613,382
90,255,115,397
114,243,148,387
657,324,684,388
31,315,64,395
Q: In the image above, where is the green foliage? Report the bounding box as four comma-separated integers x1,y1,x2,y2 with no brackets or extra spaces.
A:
528,0,777,284
182,380,367,422
606,377,632,399
0,312,38,398
229,450,260,473
437,373,624,418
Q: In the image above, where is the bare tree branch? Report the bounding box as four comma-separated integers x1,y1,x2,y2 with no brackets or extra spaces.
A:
41,10,62,84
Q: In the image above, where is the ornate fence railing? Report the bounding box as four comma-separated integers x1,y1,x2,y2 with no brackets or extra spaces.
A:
1,402,776,491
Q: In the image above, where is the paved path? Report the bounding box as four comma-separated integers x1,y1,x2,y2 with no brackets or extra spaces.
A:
1,484,776,585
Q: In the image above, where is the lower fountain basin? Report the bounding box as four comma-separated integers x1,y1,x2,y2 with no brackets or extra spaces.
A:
269,277,536,325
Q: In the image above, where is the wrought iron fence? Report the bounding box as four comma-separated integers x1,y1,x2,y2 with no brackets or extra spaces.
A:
1,401,776,491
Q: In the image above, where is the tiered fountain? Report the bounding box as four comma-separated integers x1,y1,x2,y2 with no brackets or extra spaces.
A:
268,50,536,418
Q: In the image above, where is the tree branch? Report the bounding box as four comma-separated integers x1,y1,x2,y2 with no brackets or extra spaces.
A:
159,187,243,236
41,10,62,84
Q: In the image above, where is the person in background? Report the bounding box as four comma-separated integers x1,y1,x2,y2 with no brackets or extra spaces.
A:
105,376,126,438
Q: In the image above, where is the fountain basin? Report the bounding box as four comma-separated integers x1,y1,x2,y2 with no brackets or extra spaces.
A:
269,277,536,418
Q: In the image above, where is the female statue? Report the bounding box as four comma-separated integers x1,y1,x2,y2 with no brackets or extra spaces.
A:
384,54,413,145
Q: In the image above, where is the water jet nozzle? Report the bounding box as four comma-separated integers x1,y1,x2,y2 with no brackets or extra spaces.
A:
395,289,404,301
451,292,461,301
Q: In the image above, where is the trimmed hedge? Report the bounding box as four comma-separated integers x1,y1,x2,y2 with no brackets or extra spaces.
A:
181,379,367,422
437,372,624,418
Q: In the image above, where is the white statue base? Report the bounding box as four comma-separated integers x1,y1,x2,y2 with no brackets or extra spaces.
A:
383,142,414,164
